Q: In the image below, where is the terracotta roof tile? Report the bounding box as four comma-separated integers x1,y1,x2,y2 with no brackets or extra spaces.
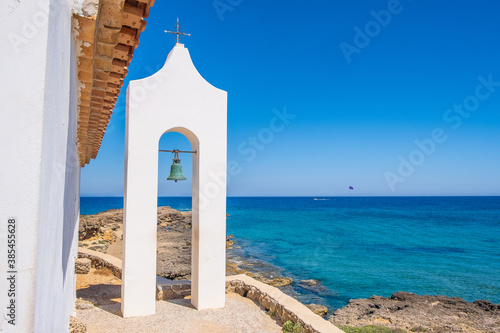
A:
74,0,153,166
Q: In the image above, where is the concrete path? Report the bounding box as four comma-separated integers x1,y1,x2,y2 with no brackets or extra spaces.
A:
76,293,282,333
75,251,281,333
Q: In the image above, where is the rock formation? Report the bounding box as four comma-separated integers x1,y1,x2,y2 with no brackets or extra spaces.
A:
79,206,293,285
306,303,328,317
75,258,91,274
329,292,500,333
69,316,86,333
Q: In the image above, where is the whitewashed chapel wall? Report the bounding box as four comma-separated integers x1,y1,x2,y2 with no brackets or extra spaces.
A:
0,0,80,332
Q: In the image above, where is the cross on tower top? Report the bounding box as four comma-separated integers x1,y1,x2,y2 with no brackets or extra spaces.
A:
164,18,191,44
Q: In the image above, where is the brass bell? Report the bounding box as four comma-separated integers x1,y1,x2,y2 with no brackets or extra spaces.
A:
167,152,187,182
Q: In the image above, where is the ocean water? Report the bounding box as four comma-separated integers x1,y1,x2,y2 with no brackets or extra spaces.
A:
80,196,500,310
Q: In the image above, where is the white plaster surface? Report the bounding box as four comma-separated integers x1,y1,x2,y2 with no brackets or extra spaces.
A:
123,44,227,317
0,0,80,332
72,0,99,17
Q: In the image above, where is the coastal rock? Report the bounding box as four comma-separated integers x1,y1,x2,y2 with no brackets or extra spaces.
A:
155,208,192,280
80,207,299,305
69,316,87,333
306,303,328,317
259,276,293,287
474,299,500,312
157,207,189,227
226,259,293,287
79,209,122,240
329,292,500,333
226,234,234,249
300,279,320,286
158,209,201,280
298,279,328,293
75,258,91,274
80,207,243,281
226,261,251,276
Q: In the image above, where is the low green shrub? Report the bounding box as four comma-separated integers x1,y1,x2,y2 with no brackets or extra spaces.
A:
292,322,304,333
283,321,294,332
410,327,427,332
282,320,305,333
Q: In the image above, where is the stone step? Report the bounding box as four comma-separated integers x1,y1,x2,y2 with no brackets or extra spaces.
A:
156,276,191,300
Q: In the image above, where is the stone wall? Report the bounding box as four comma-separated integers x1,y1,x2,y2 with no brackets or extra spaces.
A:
226,275,343,333
78,251,122,279
156,278,191,301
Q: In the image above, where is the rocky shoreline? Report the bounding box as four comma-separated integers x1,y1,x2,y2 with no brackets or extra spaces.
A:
329,292,500,333
79,207,500,332
79,206,296,285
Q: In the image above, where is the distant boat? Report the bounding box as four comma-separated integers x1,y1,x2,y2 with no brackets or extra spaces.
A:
313,198,330,201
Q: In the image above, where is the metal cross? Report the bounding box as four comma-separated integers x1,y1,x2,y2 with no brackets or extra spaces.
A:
164,18,191,44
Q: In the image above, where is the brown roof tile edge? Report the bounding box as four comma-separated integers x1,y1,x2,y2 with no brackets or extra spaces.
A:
226,275,345,333
73,0,153,166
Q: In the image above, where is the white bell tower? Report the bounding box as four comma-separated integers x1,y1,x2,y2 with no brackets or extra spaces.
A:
122,24,227,316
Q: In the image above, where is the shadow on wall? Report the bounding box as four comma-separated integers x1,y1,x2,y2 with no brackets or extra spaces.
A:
62,46,81,283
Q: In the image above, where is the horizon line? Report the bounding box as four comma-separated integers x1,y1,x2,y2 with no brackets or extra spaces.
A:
80,195,500,198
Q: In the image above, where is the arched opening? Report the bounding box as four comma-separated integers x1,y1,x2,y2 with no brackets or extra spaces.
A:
156,130,195,285
158,131,194,199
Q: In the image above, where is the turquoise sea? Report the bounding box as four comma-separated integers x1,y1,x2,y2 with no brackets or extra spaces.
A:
80,196,500,311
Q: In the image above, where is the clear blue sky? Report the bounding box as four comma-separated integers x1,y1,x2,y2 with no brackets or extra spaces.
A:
81,0,500,197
